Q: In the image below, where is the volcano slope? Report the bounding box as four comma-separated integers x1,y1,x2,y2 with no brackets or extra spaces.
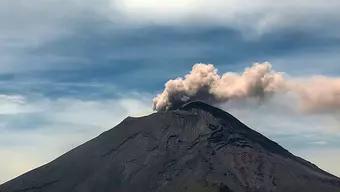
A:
1,101,340,192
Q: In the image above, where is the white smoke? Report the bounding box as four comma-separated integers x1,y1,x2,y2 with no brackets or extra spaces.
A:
153,62,340,113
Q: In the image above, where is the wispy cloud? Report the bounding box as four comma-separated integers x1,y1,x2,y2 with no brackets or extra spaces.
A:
113,0,340,37
2,0,340,49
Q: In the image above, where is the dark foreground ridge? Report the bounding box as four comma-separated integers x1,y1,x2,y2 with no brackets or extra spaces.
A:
1,101,340,192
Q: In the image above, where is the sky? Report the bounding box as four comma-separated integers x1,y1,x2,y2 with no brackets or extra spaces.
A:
1,0,340,183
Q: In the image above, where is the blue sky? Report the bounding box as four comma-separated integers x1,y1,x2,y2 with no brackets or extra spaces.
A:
1,0,340,183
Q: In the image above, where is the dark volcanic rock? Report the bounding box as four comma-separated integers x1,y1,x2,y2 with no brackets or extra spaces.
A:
1,101,340,192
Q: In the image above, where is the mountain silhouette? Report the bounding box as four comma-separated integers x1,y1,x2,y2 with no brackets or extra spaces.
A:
1,101,339,192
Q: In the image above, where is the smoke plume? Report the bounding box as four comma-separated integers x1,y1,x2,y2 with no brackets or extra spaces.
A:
153,62,340,113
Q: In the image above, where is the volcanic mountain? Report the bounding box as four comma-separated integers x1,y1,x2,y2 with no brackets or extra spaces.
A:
1,101,340,192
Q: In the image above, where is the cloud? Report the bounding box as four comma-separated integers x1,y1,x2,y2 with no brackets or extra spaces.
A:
2,0,339,49
153,62,340,113
0,95,29,114
112,0,340,36
0,0,110,45
1,0,340,77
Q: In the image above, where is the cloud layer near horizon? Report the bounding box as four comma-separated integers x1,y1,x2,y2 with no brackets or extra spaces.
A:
153,63,340,113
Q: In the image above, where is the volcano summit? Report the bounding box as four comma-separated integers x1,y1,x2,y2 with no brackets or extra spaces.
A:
1,101,339,192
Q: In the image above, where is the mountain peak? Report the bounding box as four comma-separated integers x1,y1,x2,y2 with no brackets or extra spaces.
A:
180,101,220,112
176,101,236,121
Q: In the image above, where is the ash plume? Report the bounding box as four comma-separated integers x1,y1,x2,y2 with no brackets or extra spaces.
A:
288,77,340,113
153,62,340,113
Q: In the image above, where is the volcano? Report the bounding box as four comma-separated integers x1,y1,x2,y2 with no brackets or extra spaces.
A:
1,101,339,192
